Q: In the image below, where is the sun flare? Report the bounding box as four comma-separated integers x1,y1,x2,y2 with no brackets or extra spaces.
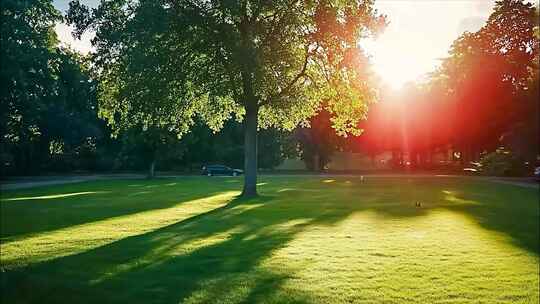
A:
362,0,497,89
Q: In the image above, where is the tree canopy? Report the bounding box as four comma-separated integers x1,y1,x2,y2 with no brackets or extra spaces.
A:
348,0,539,168
436,0,539,161
1,0,105,174
68,0,386,196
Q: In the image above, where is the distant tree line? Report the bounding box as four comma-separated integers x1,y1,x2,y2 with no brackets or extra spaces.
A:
0,1,293,177
0,12,292,177
2,0,386,195
2,0,537,179
304,0,539,172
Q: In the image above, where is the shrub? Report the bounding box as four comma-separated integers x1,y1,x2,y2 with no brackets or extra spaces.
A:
479,148,528,177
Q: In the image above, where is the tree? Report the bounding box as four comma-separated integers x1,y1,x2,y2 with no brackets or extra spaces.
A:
1,0,61,174
67,0,386,197
434,0,538,162
500,67,540,161
39,48,105,170
119,126,187,178
258,128,294,170
1,0,106,175
295,108,350,171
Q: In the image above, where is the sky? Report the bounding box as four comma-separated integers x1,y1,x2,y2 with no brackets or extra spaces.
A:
52,0,535,88
53,0,98,54
362,0,497,88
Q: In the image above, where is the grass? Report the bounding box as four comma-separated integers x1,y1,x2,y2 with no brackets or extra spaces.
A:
1,176,538,303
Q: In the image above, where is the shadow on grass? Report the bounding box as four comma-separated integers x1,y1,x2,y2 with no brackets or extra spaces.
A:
444,181,539,254
0,178,239,241
367,178,539,255
347,177,539,255
1,193,343,303
1,177,538,303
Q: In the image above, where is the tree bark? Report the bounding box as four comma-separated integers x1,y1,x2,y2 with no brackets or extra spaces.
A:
313,153,320,172
242,104,258,197
148,160,156,179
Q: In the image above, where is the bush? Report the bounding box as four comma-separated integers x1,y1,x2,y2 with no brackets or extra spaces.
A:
479,148,528,177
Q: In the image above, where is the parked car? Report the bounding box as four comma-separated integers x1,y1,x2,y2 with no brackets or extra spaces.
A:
202,165,243,176
463,162,482,175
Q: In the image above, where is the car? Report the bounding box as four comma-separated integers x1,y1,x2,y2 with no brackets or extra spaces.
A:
202,165,243,176
534,166,540,181
463,162,482,175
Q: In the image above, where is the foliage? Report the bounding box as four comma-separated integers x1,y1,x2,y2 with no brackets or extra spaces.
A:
67,0,386,195
0,0,108,175
479,147,529,176
499,67,540,161
4,0,537,178
1,0,61,174
258,129,295,169
433,0,539,162
295,108,351,170
177,122,291,170
350,0,539,167
67,0,385,133
117,126,188,177
89,121,292,174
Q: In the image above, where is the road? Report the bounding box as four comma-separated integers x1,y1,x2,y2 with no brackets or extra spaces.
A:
0,174,145,191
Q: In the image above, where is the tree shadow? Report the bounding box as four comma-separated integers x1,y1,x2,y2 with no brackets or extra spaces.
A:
442,181,539,255
1,192,349,303
362,177,539,255
1,178,239,241
366,177,539,255
1,176,537,303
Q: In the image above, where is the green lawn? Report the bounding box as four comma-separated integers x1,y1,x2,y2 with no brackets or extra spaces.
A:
1,176,538,303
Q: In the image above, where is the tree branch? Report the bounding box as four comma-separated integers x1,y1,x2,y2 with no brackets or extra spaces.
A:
260,45,311,106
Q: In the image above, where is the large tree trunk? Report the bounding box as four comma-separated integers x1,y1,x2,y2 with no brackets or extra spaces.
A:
242,104,258,197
